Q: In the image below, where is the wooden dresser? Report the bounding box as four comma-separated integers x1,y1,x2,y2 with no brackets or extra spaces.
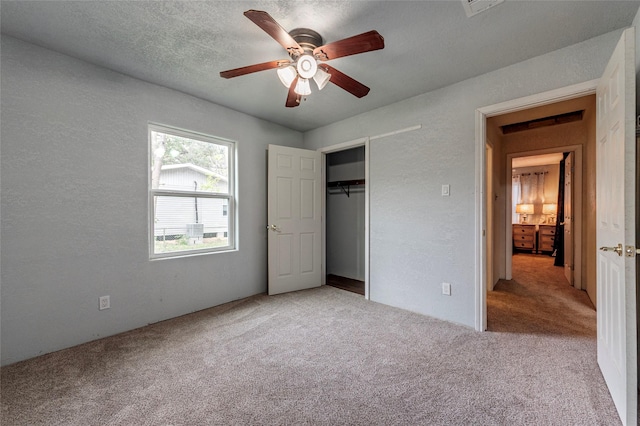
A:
538,225,557,253
512,224,536,252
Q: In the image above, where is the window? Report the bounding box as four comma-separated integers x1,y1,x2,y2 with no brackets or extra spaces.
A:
149,124,236,258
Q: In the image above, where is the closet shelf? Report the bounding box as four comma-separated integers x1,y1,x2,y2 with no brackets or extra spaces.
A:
327,179,365,197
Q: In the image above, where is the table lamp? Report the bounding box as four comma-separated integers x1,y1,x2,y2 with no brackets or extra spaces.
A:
516,203,534,224
542,203,557,224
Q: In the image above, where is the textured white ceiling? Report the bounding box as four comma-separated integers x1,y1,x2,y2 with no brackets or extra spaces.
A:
2,1,638,132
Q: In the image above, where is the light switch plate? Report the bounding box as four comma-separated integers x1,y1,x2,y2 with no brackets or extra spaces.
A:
442,184,450,196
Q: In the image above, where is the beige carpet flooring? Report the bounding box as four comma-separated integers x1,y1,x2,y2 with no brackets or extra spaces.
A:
488,253,596,336
1,255,622,425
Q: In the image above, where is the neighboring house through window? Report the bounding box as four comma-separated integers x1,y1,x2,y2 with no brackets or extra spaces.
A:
149,124,236,258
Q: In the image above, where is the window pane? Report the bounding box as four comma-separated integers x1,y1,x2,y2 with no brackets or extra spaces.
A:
151,130,229,194
153,195,229,254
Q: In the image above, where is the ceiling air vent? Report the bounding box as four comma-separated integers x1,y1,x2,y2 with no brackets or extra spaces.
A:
462,0,504,17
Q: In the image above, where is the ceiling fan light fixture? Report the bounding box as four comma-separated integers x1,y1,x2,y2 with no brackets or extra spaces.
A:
313,68,331,90
277,66,297,88
296,55,317,79
219,11,385,108
294,78,311,96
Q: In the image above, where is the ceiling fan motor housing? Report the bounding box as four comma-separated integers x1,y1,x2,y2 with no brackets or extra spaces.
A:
289,28,323,56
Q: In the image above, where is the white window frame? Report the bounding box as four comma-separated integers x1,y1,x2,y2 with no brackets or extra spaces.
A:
148,123,237,259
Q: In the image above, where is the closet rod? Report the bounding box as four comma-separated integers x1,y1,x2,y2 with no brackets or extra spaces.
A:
327,179,365,197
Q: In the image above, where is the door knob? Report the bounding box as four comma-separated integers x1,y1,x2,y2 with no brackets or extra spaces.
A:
599,243,623,256
266,224,281,232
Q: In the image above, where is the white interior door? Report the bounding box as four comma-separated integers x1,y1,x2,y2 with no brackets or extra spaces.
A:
267,144,322,295
564,152,574,285
595,28,636,426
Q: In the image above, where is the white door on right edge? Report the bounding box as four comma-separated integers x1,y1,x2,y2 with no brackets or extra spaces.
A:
595,28,636,426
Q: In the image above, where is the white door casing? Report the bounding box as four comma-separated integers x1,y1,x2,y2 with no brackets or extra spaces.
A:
486,143,495,290
267,145,322,295
595,28,636,426
318,137,371,299
564,152,574,285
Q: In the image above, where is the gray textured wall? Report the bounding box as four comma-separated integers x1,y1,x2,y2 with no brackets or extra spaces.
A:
0,36,303,365
304,29,624,327
0,23,633,364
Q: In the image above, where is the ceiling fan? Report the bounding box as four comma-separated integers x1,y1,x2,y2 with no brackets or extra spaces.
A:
219,10,384,108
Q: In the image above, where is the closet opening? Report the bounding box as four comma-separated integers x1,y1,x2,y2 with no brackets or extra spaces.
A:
325,146,366,296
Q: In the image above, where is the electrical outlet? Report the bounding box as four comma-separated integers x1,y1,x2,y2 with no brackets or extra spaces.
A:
99,295,110,310
442,283,451,296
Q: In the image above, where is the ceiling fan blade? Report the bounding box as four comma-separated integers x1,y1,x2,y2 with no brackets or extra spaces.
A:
220,59,291,79
244,10,304,57
285,76,301,108
313,30,384,61
321,65,370,98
